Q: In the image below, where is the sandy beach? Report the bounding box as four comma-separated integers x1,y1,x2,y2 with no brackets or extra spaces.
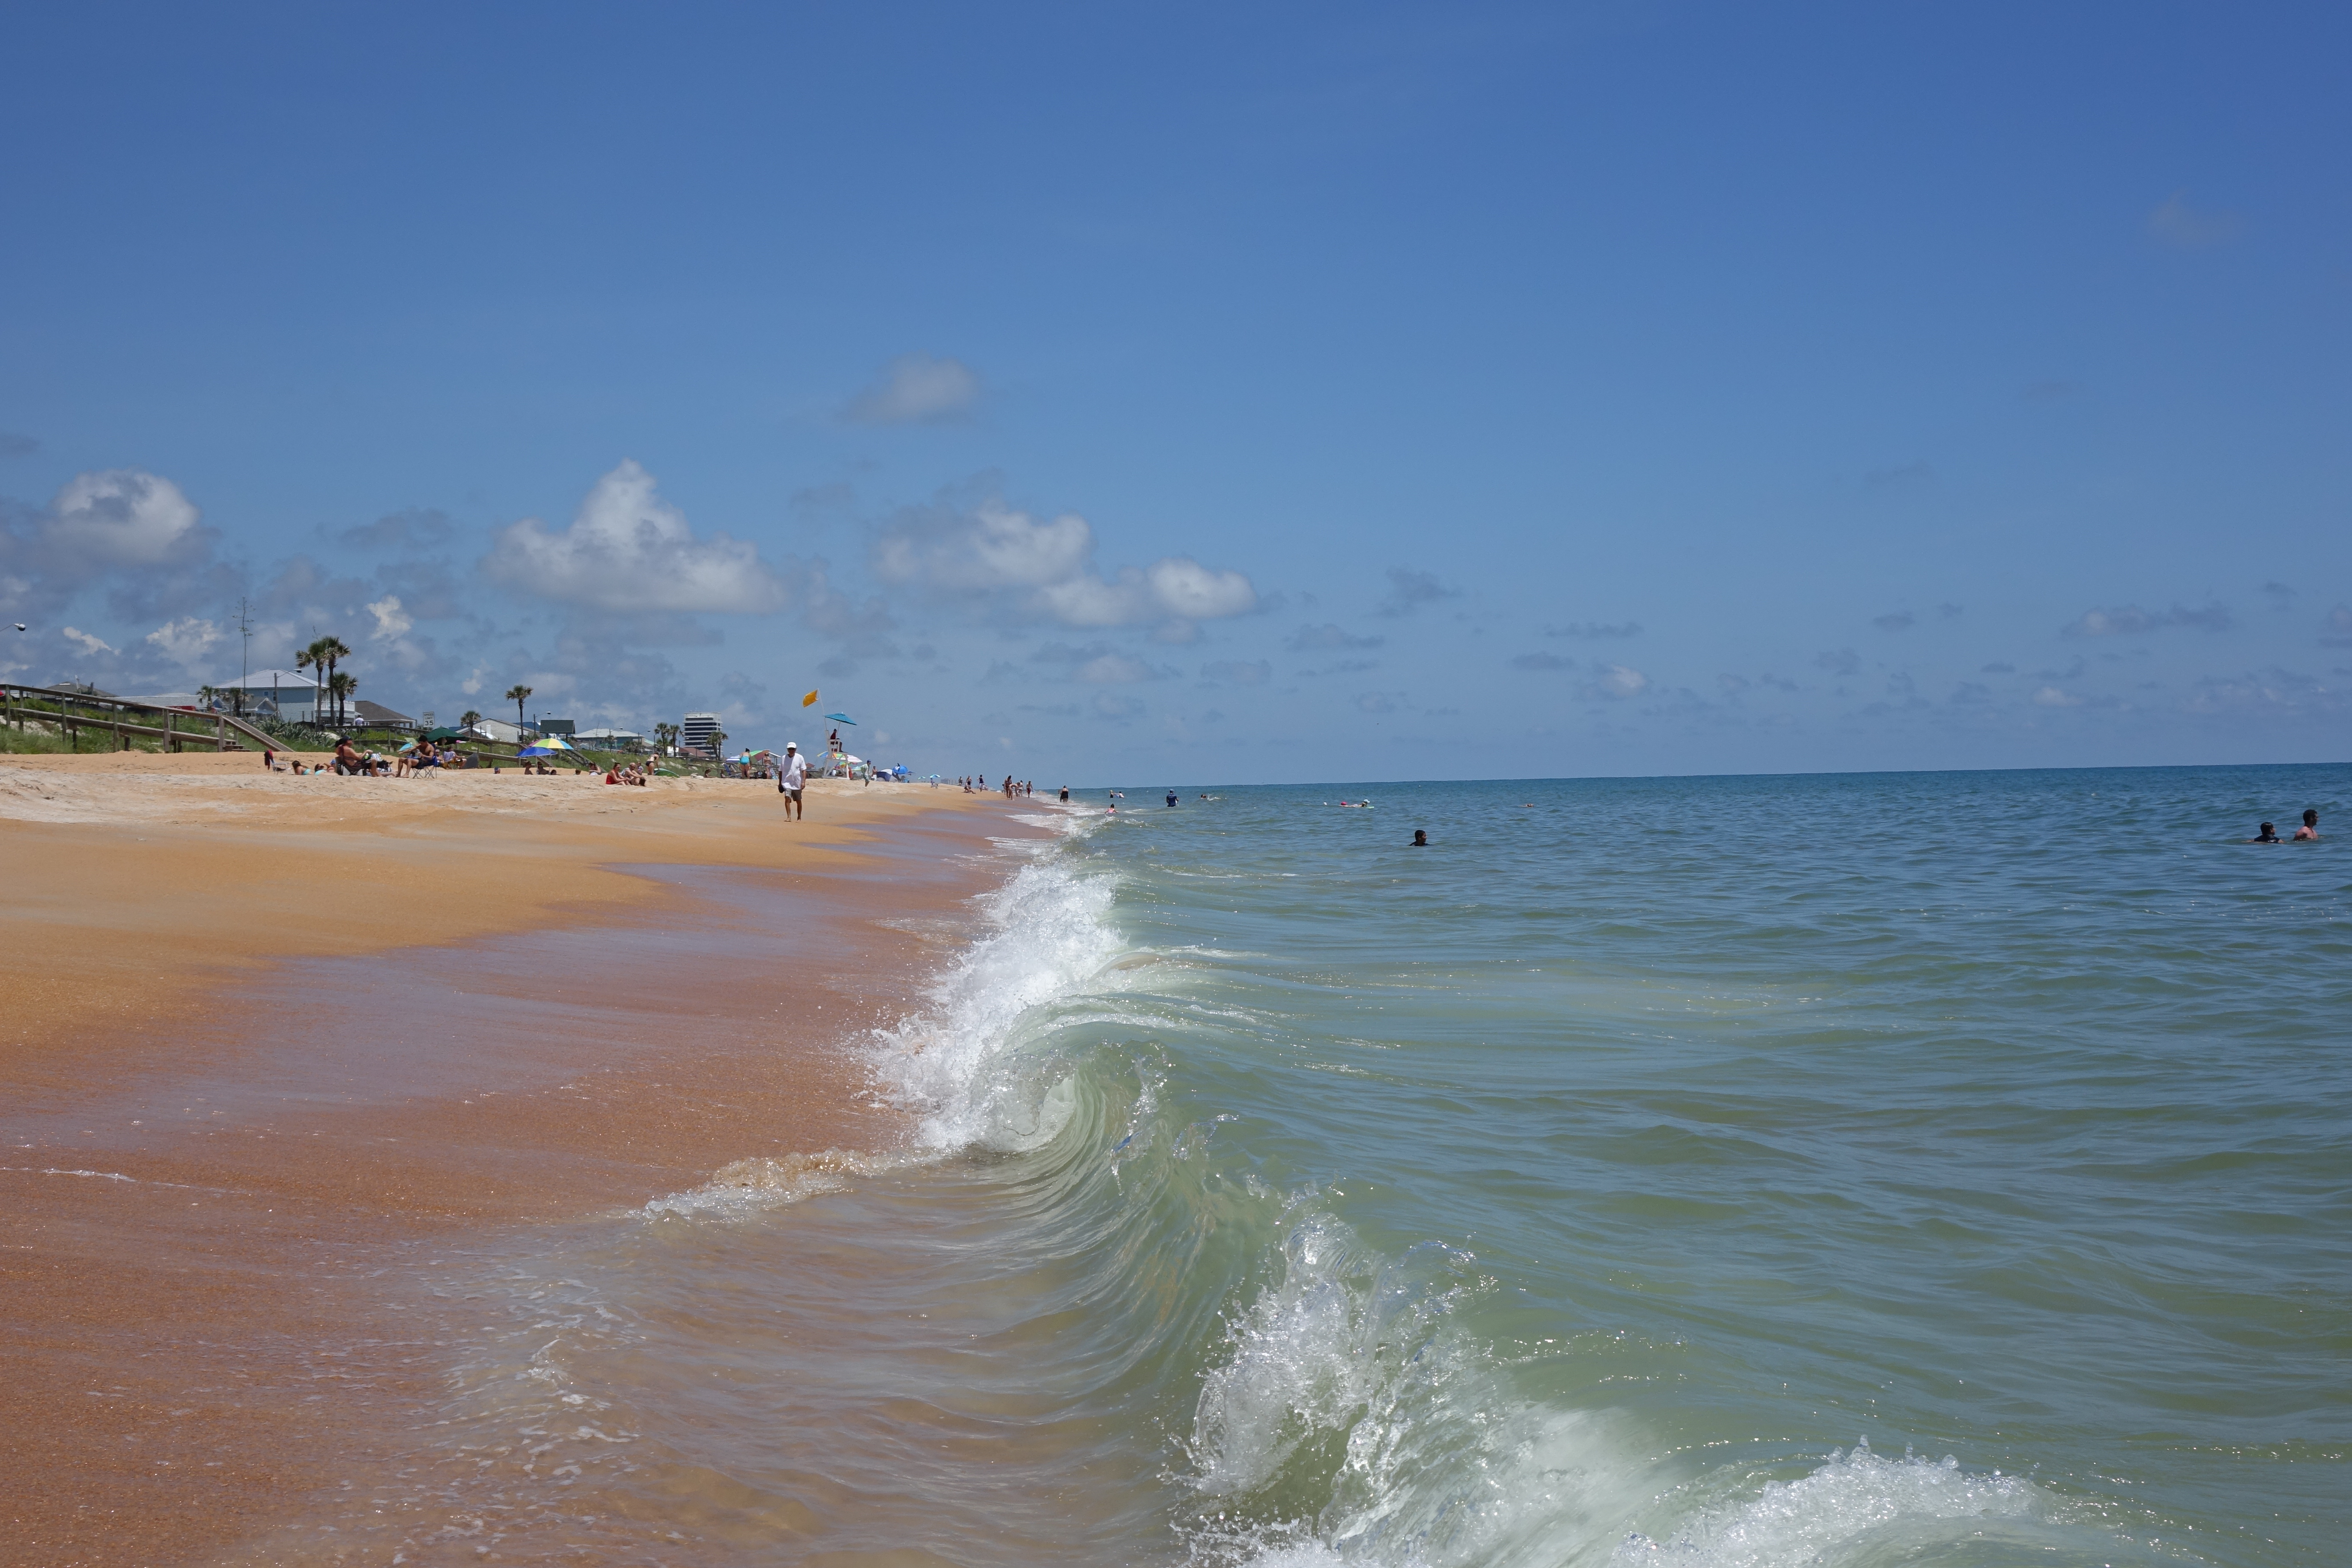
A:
0,753,1049,1565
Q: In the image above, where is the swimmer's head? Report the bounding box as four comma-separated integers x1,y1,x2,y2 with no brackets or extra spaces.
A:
1412,829,1428,846
2306,808,2320,827
2260,822,2275,836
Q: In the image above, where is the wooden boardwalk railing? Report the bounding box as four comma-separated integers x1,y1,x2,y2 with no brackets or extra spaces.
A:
1,683,283,753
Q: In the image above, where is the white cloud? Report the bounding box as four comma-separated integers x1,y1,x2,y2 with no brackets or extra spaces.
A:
483,461,787,614
873,496,1256,629
144,617,224,668
61,626,116,656
365,595,413,640
844,355,982,425
1201,659,1271,686
44,470,203,569
1588,662,1650,699
2063,602,2232,637
2033,686,2084,707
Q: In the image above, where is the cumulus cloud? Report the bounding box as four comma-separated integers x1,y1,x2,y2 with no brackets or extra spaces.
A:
2147,191,2240,248
1543,621,1641,639
2321,604,2352,647
1510,650,1573,671
2062,601,2232,637
145,617,224,668
62,626,116,656
844,354,981,425
1584,663,1650,699
365,596,413,640
873,493,1256,630
483,461,787,615
1374,567,1459,618
1286,623,1383,652
1873,611,1916,632
42,470,208,572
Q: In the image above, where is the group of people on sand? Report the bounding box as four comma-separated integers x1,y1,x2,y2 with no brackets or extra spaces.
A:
263,740,398,777
2249,809,2321,843
954,775,1035,797
603,760,652,787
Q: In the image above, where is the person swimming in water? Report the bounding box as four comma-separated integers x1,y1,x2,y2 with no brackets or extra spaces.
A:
1411,830,1428,846
2250,821,2281,842
1167,790,1178,807
2294,808,2320,840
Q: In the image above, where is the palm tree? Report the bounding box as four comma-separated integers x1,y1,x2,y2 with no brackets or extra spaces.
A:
459,710,482,729
318,637,352,725
296,635,354,726
653,721,678,756
505,685,533,735
327,671,358,728
295,638,326,720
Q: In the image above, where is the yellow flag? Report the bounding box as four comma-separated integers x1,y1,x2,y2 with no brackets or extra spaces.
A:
802,689,819,707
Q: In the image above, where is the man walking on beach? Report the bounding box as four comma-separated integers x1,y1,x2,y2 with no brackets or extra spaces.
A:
778,741,808,820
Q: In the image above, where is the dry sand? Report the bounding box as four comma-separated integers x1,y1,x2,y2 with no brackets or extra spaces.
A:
0,752,1054,1565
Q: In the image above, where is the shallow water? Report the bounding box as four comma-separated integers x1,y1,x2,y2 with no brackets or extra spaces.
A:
275,766,2348,1566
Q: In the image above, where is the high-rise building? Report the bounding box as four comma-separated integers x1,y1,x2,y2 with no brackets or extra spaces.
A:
679,712,720,755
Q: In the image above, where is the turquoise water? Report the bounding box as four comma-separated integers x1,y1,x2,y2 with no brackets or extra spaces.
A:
303,766,2347,1566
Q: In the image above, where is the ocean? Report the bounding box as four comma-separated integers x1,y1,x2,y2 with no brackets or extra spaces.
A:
291,765,2347,1566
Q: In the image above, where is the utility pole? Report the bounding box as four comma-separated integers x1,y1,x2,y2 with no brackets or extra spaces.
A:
233,597,254,717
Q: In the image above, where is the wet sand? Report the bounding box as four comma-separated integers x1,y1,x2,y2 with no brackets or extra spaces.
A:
0,755,1052,1565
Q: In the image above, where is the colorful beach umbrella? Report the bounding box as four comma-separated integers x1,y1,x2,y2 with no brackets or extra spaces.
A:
824,712,857,725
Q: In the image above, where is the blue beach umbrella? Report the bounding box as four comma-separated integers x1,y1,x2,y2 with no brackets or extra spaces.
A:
824,712,856,725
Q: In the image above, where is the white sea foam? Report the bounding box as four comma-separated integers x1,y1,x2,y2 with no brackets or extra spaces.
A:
1611,1442,2054,1567
639,1148,918,1218
1188,1213,2076,1568
867,848,1126,1151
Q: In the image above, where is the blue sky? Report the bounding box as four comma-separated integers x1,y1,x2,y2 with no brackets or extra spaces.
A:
3,2,2346,782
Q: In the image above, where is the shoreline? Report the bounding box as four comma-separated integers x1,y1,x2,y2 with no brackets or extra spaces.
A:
0,754,1055,1564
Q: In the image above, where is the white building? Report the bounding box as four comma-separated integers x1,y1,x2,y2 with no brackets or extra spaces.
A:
212,669,326,723
679,712,720,755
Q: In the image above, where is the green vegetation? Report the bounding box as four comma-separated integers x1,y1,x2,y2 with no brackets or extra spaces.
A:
0,715,165,754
